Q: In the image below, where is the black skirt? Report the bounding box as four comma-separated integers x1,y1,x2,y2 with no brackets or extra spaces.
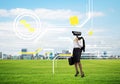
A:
73,48,82,63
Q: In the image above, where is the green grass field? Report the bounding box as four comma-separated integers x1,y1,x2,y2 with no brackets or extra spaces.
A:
0,59,120,84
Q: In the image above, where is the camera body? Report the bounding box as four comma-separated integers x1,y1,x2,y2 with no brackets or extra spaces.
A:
72,31,81,37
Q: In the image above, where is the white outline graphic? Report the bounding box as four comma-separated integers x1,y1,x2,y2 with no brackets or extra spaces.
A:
34,0,92,43
13,12,41,40
48,0,91,28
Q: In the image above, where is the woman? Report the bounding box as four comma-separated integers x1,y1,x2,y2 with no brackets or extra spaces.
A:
73,37,85,77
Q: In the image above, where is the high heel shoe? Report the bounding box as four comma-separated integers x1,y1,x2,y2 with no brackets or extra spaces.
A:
75,71,79,77
81,72,85,78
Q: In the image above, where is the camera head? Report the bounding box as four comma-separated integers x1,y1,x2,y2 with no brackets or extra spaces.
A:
72,31,81,37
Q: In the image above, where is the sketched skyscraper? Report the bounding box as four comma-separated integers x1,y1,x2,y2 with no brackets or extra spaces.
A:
0,52,2,59
21,49,27,59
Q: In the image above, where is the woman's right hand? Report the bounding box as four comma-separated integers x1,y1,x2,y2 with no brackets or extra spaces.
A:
74,37,78,42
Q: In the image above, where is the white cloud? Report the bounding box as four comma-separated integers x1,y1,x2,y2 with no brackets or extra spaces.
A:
89,11,105,18
0,8,104,20
0,8,82,20
0,8,32,17
34,8,83,20
0,9,8,17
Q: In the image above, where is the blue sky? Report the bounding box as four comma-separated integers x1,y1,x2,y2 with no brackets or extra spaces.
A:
0,0,88,10
0,0,120,55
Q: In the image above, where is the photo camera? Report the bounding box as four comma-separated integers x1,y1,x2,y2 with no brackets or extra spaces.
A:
72,31,81,37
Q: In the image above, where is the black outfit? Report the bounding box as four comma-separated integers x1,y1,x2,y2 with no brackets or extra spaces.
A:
73,48,82,63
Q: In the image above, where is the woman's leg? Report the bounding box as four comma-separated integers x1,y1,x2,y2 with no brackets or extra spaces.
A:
75,63,78,73
78,62,83,74
74,63,79,76
78,62,85,77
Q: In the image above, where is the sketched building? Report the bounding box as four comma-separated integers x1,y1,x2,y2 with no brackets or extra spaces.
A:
0,52,2,59
21,49,27,59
